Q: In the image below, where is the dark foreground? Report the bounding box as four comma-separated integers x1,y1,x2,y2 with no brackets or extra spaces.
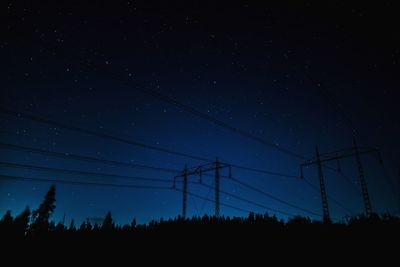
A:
2,213,399,263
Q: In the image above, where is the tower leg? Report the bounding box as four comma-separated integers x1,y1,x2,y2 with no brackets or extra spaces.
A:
353,138,373,216
316,145,331,223
215,158,220,217
182,166,188,219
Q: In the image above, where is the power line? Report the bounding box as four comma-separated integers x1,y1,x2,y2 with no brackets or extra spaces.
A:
302,150,392,215
173,187,252,214
274,36,359,137
0,174,171,190
301,147,377,213
0,142,179,174
0,141,316,216
301,178,354,214
231,164,299,179
0,153,332,218
0,161,173,184
37,41,307,160
0,107,211,162
301,140,375,217
0,140,347,218
379,163,400,200
197,182,297,217
302,148,370,193
228,177,323,217
1,174,254,215
324,167,362,198
308,77,358,136
0,110,331,217
0,110,302,179
199,185,213,214
0,142,232,183
0,172,338,220
188,195,201,216
301,163,361,213
0,172,253,215
108,76,306,160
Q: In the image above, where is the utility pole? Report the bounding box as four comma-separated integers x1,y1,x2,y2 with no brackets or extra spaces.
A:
174,158,231,218
182,165,188,219
215,157,221,217
353,138,373,216
315,145,330,223
301,142,379,218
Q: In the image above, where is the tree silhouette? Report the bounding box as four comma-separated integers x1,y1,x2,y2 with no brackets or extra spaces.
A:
0,210,13,233
13,206,31,237
0,183,399,245
86,221,93,231
0,210,13,223
31,185,56,233
101,211,114,231
93,223,100,231
56,222,66,232
79,221,87,231
69,219,76,231
0,210,13,239
130,218,136,229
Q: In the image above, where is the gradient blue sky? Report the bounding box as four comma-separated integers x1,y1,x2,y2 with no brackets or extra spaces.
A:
1,1,399,225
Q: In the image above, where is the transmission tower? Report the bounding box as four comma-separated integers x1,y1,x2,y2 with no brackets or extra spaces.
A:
215,158,221,217
182,165,188,219
174,158,231,217
315,145,331,223
301,140,379,218
352,138,373,216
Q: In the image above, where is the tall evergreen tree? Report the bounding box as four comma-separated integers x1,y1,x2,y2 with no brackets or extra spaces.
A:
0,210,13,237
13,206,30,237
0,210,13,224
55,222,66,232
0,210,13,230
69,219,76,231
130,218,137,230
79,221,87,231
31,185,56,233
101,211,114,231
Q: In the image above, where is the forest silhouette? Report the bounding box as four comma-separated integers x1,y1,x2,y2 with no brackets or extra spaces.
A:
1,184,399,257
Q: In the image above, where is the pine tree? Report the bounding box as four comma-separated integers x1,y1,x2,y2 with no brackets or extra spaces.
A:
56,222,66,232
130,218,136,229
0,210,13,238
31,185,56,233
69,219,76,231
101,211,114,231
0,210,13,225
93,223,100,231
0,210,13,231
79,221,87,231
86,221,93,231
13,206,30,237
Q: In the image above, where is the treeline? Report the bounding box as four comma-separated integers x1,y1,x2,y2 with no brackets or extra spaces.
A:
1,185,399,241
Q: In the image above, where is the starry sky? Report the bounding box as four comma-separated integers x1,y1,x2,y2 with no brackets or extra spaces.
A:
1,1,399,225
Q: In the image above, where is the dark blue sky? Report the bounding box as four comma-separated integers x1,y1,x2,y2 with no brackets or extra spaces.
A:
1,1,399,225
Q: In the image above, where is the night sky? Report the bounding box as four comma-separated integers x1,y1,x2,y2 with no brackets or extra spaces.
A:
1,1,399,225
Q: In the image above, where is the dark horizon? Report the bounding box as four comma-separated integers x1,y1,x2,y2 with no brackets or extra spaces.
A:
1,1,399,226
